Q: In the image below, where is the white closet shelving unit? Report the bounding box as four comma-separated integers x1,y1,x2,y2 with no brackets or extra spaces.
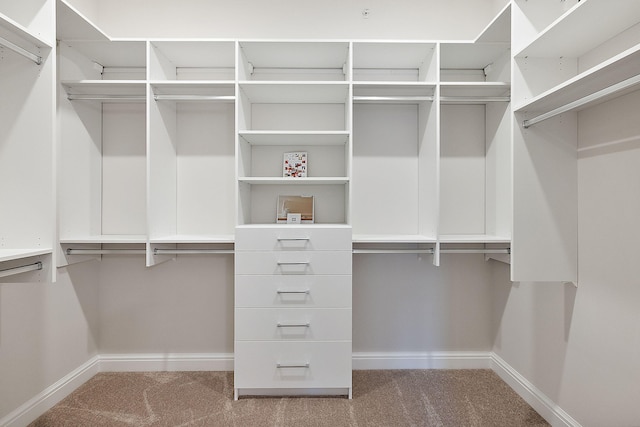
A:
0,0,55,282
234,40,352,399
351,41,438,248
439,3,511,248
511,0,640,281
147,40,236,266
57,1,147,265
237,41,351,226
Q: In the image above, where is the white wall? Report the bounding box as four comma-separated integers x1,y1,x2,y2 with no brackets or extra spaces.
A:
493,90,640,426
0,261,99,422
85,0,502,40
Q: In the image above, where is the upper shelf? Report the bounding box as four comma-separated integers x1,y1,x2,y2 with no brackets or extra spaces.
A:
0,11,53,51
474,3,511,44
0,248,52,263
516,0,640,58
57,0,109,42
239,131,349,146
515,43,640,114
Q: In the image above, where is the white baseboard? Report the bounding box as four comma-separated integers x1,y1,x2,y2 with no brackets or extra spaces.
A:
0,355,100,427
98,353,234,372
353,351,493,370
491,353,582,427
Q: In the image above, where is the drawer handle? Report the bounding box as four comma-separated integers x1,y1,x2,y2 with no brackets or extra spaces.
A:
277,362,310,369
277,322,310,328
277,289,310,295
277,237,310,242
277,261,310,266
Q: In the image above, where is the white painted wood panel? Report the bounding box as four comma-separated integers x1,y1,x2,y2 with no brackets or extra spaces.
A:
235,251,352,275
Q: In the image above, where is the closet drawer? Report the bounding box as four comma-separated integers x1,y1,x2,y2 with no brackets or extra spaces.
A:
235,275,351,308
235,251,352,275
234,341,352,390
235,308,352,341
235,226,352,252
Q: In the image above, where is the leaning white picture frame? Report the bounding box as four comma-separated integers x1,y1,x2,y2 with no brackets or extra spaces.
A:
276,195,314,223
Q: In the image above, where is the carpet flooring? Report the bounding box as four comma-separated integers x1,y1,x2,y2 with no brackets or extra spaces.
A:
30,370,549,426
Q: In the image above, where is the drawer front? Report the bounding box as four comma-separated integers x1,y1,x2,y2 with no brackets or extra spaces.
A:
235,275,351,308
235,227,352,252
234,341,352,390
235,308,351,341
235,251,352,275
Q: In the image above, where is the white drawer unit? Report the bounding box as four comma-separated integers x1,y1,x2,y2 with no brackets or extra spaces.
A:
234,225,352,399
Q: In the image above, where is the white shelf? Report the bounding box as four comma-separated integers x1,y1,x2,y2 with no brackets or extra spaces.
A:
58,40,146,70
0,249,52,263
239,82,349,103
353,82,436,103
59,235,147,244
62,80,146,99
239,177,349,185
149,235,235,244
474,3,511,44
0,11,53,50
239,131,349,146
516,0,640,58
352,234,437,244
438,235,511,244
515,43,640,114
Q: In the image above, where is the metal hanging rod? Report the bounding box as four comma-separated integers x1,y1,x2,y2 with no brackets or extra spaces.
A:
0,262,43,279
353,248,509,254
440,249,510,254
353,96,434,103
440,96,510,103
0,36,42,65
523,74,640,129
65,249,146,255
353,249,435,254
67,94,146,102
153,95,235,102
153,249,234,255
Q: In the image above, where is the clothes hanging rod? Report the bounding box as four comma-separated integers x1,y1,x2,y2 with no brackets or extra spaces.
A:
440,96,510,103
353,249,435,254
352,248,509,254
353,96,434,102
153,95,235,102
523,74,640,128
153,249,234,255
67,94,146,102
0,36,42,65
440,249,510,254
0,262,43,279
65,249,146,255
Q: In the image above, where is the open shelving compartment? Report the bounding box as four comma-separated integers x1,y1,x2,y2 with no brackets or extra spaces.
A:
57,5,148,265
237,65,351,225
511,0,640,281
351,42,438,256
0,0,55,282
147,40,237,265
437,3,511,251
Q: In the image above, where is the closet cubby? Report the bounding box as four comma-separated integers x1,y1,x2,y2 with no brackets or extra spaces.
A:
58,38,147,260
238,41,349,81
0,0,55,281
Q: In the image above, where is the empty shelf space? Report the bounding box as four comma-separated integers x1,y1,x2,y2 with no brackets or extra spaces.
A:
239,131,349,145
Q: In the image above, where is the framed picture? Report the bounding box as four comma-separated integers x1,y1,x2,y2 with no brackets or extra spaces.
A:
283,152,307,178
276,195,314,223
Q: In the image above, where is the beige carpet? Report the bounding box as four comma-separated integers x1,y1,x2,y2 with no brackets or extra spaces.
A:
30,370,549,426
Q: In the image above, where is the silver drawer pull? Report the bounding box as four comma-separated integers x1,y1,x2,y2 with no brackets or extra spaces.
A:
277,322,310,328
277,289,310,295
277,237,310,242
277,261,310,266
277,362,310,369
